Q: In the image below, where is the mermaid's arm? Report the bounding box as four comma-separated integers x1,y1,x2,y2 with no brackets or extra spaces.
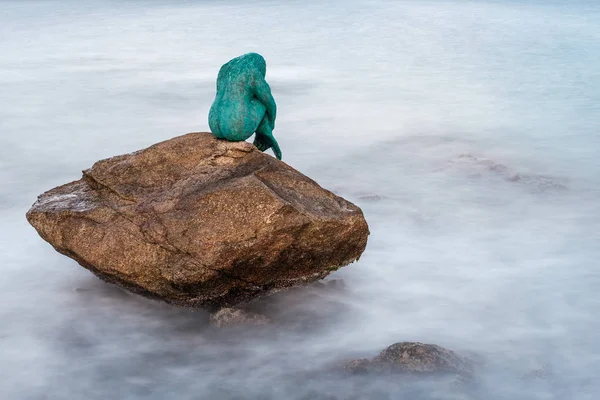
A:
254,80,277,128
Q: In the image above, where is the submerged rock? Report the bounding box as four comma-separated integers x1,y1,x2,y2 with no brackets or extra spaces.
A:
521,364,552,382
209,307,271,328
26,132,369,308
444,154,567,192
344,342,473,380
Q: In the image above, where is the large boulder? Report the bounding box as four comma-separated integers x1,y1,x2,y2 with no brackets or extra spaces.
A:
26,133,369,308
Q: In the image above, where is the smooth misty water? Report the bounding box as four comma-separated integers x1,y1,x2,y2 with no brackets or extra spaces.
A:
1,0,600,399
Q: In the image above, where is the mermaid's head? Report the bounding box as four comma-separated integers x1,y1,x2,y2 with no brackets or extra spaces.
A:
242,52,267,78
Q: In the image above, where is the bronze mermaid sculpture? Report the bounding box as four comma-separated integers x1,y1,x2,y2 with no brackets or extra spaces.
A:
208,53,281,160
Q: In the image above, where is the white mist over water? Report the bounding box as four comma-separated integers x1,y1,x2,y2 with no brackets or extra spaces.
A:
1,0,600,398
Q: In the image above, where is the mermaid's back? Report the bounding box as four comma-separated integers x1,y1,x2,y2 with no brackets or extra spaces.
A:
209,54,267,141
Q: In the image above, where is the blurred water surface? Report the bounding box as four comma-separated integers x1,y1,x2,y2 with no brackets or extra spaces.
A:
1,0,600,399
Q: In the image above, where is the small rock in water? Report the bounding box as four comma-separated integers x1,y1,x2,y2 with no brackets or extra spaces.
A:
343,358,372,374
344,342,474,380
209,307,271,328
358,194,385,202
521,364,552,381
311,278,346,291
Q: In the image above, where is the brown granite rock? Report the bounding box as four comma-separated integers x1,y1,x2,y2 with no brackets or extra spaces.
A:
26,132,369,308
344,342,473,379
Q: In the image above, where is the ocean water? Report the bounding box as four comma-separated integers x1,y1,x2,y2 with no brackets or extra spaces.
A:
1,0,600,399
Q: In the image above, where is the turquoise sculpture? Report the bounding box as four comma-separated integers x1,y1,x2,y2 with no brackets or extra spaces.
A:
209,53,281,160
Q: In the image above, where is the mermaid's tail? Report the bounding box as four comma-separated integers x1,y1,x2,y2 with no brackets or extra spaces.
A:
254,114,282,160
253,132,282,160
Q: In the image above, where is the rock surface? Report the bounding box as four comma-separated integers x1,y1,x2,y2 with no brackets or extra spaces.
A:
26,132,369,308
344,342,473,379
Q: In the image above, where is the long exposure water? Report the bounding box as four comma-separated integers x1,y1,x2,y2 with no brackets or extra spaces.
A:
1,1,599,398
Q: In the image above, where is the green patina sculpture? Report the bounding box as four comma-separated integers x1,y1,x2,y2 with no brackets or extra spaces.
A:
209,53,281,160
